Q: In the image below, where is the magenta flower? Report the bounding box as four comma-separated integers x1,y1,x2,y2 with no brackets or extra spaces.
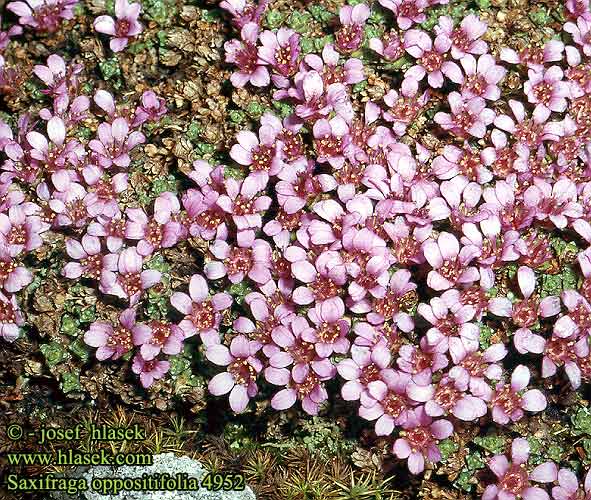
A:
403,29,463,90
382,86,430,136
432,143,493,184
434,14,488,59
207,335,262,413
170,273,232,345
493,99,554,149
422,231,479,290
483,438,553,500
100,247,162,305
94,0,143,52
87,215,127,253
392,407,453,474
7,0,77,33
303,44,364,87
131,354,170,388
335,4,370,53
225,23,269,88
397,338,449,384
84,308,150,360
0,291,24,342
542,332,589,389
489,365,547,424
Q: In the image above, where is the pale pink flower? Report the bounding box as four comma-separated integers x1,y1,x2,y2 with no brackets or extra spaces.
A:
131,354,170,388
94,0,143,52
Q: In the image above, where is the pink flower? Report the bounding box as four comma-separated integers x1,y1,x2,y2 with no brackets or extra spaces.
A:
483,438,553,500
0,16,22,52
500,39,564,71
448,341,507,396
313,116,349,168
488,266,559,354
94,0,143,52
33,54,82,98
304,297,350,357
220,0,268,29
135,320,184,361
0,204,49,256
100,247,162,305
0,291,24,342
432,143,493,184
434,15,488,59
564,16,591,57
125,193,184,256
62,234,117,280
551,468,590,500
377,0,428,30
224,23,269,88
337,343,393,402
403,29,463,90
88,117,145,168
0,245,32,293
258,28,300,87
7,0,77,33
359,369,416,434
131,354,170,388
132,91,167,127
303,44,365,86
84,308,150,360
335,4,370,53
489,365,547,424
422,232,480,290
407,376,487,421
287,248,346,305
382,86,430,136
542,332,589,389
205,238,273,285
523,178,582,229
87,215,127,253
229,124,284,190
170,273,232,345
216,177,272,246
523,67,571,122
206,335,262,413
418,296,479,353
434,92,495,139
369,30,404,61
392,407,453,474
459,54,506,100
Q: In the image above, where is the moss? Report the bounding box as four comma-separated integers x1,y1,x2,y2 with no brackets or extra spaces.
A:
265,9,285,29
478,323,494,349
439,438,459,460
572,407,591,436
186,121,203,142
246,101,266,119
474,435,506,454
143,0,178,26
307,4,335,24
98,58,122,83
40,342,69,367
60,371,82,394
287,11,313,34
228,281,252,304
229,110,246,124
61,314,80,337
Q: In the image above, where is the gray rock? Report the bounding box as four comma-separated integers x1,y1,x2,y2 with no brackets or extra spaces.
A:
50,453,256,500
